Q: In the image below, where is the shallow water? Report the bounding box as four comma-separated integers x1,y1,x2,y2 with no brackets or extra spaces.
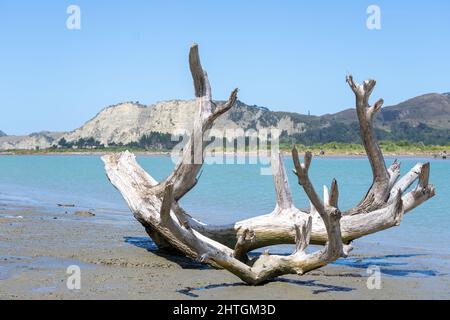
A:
0,155,449,257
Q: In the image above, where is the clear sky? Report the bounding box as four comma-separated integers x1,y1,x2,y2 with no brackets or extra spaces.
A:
0,0,449,135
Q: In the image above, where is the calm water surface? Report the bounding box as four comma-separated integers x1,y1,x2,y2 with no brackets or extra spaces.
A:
0,155,449,256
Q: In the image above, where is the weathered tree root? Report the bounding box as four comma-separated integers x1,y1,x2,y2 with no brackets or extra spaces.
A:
102,44,435,285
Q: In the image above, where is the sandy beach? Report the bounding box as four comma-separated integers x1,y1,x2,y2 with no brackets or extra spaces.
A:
1,203,449,300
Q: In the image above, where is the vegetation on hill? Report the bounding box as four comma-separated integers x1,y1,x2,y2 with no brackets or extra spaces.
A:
4,137,447,156
55,132,177,150
286,121,449,146
4,142,448,157
111,132,178,150
279,141,448,156
9,127,439,156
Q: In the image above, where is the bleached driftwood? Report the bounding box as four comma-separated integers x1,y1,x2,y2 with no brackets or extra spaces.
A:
102,44,435,285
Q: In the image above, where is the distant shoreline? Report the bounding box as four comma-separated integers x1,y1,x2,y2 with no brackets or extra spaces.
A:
1,140,448,159
0,149,445,159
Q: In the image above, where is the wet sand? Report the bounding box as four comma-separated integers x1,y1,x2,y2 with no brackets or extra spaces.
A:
1,205,449,300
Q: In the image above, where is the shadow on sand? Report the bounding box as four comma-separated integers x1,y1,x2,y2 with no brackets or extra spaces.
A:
332,254,438,277
124,236,439,297
176,279,355,298
124,236,210,270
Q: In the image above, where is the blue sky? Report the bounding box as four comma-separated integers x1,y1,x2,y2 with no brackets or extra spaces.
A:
0,0,449,135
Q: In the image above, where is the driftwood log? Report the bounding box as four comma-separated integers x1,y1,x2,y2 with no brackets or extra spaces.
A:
102,44,435,285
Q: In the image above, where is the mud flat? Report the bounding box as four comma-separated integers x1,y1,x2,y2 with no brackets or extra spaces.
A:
1,205,449,300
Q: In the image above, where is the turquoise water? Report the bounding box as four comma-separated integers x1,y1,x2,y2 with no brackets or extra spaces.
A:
0,155,449,255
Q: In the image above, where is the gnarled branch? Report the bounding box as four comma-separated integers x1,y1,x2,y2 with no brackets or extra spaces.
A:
345,75,390,214
183,76,434,251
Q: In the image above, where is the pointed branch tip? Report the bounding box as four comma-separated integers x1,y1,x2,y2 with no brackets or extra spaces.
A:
303,151,312,171
189,44,206,98
329,179,339,208
419,162,430,188
294,217,312,254
160,183,174,222
373,98,384,110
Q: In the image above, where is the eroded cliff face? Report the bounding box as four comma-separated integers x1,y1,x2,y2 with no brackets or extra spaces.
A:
0,132,64,150
61,100,306,146
0,100,306,150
